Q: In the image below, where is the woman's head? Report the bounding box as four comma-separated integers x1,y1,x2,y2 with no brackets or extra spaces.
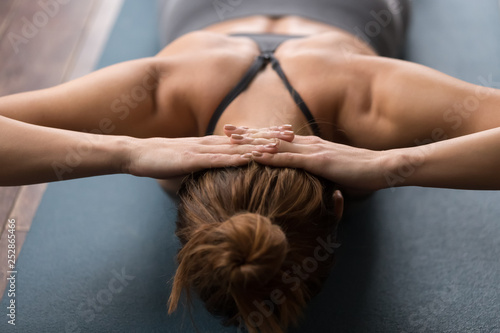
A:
168,163,343,333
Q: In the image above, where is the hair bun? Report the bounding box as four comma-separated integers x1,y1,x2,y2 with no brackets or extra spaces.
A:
213,213,288,289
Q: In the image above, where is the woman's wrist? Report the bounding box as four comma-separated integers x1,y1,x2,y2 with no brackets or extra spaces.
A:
379,145,434,189
109,135,137,176
378,148,412,190
56,133,136,181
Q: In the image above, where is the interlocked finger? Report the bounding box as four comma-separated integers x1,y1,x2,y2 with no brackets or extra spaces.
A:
224,124,294,139
231,135,280,145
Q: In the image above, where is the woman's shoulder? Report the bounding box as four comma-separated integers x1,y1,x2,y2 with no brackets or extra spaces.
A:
152,32,268,137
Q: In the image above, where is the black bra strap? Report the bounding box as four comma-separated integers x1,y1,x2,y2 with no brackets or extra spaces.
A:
206,55,267,135
206,52,321,137
270,56,321,137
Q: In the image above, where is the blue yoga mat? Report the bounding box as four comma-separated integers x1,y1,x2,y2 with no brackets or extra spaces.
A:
2,1,500,332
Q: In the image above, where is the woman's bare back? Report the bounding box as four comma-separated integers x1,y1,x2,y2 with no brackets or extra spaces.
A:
154,15,376,143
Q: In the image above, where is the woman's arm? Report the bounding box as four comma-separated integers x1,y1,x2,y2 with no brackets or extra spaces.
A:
0,57,193,138
0,115,128,185
230,127,500,191
338,55,500,150
387,126,500,190
0,116,266,186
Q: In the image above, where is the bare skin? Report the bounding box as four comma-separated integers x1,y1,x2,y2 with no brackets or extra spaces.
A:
0,15,499,189
228,125,500,191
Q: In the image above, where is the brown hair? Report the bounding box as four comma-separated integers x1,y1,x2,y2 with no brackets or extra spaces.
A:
168,162,341,333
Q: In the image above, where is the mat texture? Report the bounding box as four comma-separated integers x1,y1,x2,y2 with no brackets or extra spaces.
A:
2,1,500,332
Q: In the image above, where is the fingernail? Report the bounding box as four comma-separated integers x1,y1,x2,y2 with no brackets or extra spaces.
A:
252,151,263,157
232,134,244,140
281,124,293,129
225,124,236,130
241,153,252,159
265,143,277,148
282,131,294,136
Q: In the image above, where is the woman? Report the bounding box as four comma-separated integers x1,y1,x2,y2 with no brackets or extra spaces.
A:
1,0,500,331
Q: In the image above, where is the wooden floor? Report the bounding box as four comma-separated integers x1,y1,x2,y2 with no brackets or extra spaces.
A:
0,0,123,299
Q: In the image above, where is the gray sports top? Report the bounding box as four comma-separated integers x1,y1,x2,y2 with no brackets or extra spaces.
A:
158,0,410,58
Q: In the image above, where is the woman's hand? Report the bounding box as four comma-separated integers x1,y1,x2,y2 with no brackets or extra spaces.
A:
124,135,277,179
233,133,389,192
